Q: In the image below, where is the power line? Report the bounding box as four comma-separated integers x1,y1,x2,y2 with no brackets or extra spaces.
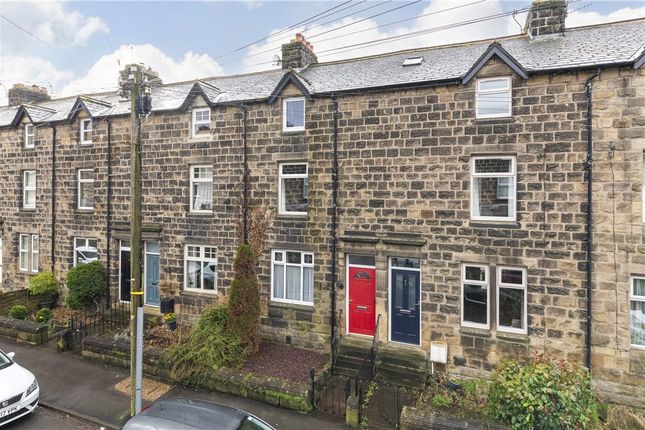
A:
0,13,51,47
221,0,484,68
302,0,390,35
213,0,354,60
312,0,487,46
305,0,421,40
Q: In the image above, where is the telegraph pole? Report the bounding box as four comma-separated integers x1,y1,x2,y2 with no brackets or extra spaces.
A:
119,64,155,416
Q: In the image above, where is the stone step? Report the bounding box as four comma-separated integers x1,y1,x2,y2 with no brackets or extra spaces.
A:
377,346,426,371
377,364,427,388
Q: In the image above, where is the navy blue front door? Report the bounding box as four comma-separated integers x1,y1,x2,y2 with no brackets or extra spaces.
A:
391,269,420,345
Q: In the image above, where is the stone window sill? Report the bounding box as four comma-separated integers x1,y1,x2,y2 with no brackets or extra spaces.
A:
473,117,515,124
75,209,94,215
19,208,37,213
459,326,492,338
469,220,521,229
187,211,214,217
268,301,314,313
275,214,308,221
180,289,219,299
188,135,212,143
496,331,529,343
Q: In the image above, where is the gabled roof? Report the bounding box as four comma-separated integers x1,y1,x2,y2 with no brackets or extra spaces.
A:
462,42,528,84
267,71,312,104
68,96,114,120
179,80,223,110
0,18,643,128
10,104,56,127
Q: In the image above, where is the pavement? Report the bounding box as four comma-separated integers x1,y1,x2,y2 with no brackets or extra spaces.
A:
0,338,348,430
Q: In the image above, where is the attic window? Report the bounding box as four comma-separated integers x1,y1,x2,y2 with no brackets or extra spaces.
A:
283,97,305,132
402,56,424,67
192,108,211,138
24,124,35,149
80,119,92,145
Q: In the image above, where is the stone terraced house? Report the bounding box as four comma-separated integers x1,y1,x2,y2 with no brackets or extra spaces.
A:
0,0,643,407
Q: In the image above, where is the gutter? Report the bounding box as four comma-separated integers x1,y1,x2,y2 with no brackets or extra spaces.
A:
330,96,339,358
584,68,601,370
50,125,57,271
106,120,113,302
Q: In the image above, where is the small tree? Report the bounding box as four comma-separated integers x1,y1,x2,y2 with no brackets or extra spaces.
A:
66,261,105,310
227,244,261,353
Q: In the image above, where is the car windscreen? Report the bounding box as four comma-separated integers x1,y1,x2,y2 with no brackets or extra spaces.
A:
0,351,12,370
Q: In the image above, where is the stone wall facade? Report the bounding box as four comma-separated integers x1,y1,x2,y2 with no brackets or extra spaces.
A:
0,59,642,405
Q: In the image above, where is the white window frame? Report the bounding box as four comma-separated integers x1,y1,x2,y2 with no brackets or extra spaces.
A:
461,263,490,329
271,250,314,306
23,170,36,209
19,234,38,273
642,154,645,224
24,124,35,149
184,245,218,294
470,156,516,222
278,162,308,216
630,276,645,350
476,76,512,119
80,118,92,145
496,266,527,334
192,108,211,138
282,97,305,132
73,237,98,267
78,169,94,210
189,165,213,213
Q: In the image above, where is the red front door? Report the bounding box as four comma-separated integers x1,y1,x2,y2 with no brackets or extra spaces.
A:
348,266,376,336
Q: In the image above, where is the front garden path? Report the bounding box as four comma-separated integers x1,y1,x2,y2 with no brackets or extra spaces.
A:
0,338,347,429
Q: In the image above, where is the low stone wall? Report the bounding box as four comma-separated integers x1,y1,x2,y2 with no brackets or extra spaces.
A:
0,289,38,316
82,335,314,412
0,316,48,345
400,406,507,430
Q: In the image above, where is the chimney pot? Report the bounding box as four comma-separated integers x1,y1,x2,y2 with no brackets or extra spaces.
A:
524,0,567,37
8,83,50,107
281,33,318,70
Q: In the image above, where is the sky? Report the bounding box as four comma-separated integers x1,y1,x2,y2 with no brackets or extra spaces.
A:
0,0,643,106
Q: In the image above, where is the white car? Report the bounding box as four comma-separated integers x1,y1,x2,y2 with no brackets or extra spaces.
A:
0,350,39,427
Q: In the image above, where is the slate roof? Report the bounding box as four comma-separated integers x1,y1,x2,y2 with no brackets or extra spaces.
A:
1,18,643,127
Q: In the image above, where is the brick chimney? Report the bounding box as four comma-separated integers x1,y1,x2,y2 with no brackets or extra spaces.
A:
524,0,567,37
8,83,51,107
281,33,318,69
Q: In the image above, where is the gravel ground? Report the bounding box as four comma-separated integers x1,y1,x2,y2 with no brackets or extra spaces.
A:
243,342,327,383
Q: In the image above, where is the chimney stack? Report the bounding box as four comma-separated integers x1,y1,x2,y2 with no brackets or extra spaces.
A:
8,83,51,107
525,0,567,37
281,33,318,70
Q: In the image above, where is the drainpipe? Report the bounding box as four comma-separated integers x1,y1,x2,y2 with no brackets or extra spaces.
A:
241,105,249,245
584,68,600,370
106,120,113,303
330,96,339,355
50,125,57,272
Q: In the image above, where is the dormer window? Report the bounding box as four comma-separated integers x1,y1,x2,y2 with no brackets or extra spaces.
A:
476,77,512,118
80,119,92,145
283,97,305,132
24,124,35,149
192,108,211,138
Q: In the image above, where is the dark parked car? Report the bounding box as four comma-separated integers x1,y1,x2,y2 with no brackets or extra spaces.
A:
122,398,275,430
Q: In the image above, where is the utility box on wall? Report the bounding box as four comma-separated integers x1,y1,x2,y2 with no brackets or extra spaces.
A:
430,341,448,364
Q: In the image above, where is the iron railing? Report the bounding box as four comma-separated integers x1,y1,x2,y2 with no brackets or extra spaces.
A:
67,299,130,352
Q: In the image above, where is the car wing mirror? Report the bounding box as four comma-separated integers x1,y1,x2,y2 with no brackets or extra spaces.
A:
7,352,15,359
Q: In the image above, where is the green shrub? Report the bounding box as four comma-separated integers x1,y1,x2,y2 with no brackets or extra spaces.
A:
10,305,28,319
166,303,246,384
35,308,53,323
488,355,599,430
227,244,260,353
28,271,60,297
66,261,105,309
431,394,453,408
